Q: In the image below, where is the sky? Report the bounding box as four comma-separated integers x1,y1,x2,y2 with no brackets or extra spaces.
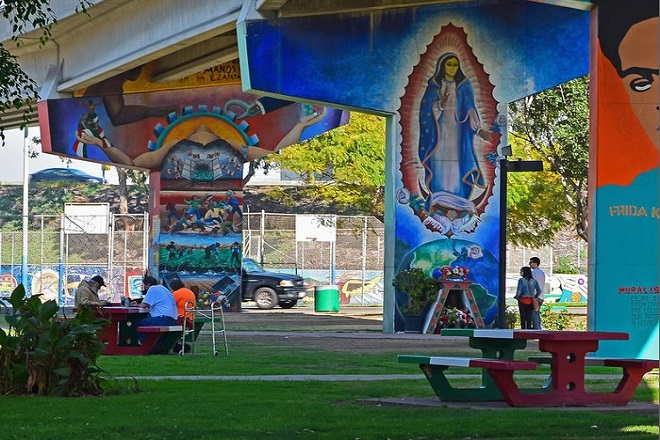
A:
0,127,119,185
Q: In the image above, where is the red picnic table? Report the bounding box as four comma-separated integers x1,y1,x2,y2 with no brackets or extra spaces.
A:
90,306,181,355
399,329,658,407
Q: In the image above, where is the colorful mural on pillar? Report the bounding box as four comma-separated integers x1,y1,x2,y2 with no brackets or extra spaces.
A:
37,61,348,299
238,2,590,331
395,23,502,329
591,0,659,359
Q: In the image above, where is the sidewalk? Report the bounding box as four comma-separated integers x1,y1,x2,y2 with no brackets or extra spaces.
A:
119,372,659,412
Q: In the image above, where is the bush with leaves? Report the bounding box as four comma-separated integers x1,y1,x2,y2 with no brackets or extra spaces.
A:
505,304,573,330
392,268,438,315
0,284,108,396
539,305,571,330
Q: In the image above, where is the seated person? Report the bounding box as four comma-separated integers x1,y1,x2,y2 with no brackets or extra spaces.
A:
131,276,178,344
74,275,110,307
170,279,196,328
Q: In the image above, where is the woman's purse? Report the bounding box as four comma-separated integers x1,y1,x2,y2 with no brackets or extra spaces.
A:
528,280,540,311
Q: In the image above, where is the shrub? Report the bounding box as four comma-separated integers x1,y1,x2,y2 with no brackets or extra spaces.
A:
504,305,573,330
553,256,579,274
0,285,108,396
505,306,519,329
540,305,571,330
392,268,438,314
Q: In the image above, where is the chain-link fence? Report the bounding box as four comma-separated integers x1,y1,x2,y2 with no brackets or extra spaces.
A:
243,212,384,271
507,234,588,276
244,212,586,274
0,210,587,306
0,213,148,305
243,212,588,305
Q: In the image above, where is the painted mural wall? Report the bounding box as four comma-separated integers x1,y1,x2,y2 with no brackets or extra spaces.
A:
591,0,659,359
37,61,348,293
239,2,589,329
0,264,144,306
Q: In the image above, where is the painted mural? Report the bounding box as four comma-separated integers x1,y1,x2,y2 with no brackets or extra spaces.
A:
157,188,243,297
395,23,502,329
592,0,659,359
239,2,590,332
38,61,348,296
399,24,500,237
0,265,144,306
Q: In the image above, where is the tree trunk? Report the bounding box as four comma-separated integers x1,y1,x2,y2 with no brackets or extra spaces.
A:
117,168,129,214
115,167,135,231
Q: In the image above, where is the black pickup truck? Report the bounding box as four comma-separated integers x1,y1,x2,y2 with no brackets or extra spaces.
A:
241,258,307,309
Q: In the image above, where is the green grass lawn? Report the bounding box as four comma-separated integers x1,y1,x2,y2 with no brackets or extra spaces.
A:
1,321,658,439
0,379,657,439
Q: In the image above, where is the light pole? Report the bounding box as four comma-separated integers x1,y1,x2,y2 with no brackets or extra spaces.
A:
21,128,29,289
497,150,543,329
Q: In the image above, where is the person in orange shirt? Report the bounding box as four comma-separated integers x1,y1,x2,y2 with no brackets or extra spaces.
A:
169,279,197,329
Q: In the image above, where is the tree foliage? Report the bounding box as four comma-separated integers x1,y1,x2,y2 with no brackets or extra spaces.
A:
0,1,90,140
508,75,589,244
264,112,386,221
505,138,572,247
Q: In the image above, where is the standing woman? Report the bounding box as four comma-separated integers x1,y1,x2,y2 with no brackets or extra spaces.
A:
515,266,542,329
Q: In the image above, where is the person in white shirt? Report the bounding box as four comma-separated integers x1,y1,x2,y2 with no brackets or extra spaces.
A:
132,276,178,344
529,257,546,329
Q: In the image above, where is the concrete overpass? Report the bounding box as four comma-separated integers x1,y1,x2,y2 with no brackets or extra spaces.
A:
2,0,590,126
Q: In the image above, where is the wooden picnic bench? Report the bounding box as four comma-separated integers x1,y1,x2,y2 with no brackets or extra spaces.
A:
398,355,539,401
527,355,659,402
140,325,184,354
409,328,654,407
83,306,184,355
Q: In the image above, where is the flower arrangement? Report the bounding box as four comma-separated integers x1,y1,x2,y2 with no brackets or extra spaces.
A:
439,307,475,329
435,265,469,281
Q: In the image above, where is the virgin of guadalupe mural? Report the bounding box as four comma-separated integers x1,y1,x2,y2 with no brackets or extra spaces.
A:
398,24,500,237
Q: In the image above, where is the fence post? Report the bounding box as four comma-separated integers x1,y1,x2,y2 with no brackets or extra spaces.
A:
142,212,149,270
361,216,367,306
259,210,265,265
58,214,65,304
108,213,114,302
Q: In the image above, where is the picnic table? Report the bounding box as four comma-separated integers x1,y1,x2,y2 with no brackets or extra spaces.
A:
91,306,182,355
399,329,658,407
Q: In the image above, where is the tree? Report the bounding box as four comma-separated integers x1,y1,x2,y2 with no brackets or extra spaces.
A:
0,1,147,219
508,75,590,243
0,1,90,141
505,138,572,248
263,112,386,222
115,167,148,213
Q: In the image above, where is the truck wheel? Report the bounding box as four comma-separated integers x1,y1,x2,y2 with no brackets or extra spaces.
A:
279,300,297,309
254,287,278,309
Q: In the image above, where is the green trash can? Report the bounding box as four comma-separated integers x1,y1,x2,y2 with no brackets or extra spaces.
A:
314,285,340,312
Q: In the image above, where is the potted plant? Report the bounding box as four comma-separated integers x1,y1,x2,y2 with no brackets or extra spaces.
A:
392,268,438,332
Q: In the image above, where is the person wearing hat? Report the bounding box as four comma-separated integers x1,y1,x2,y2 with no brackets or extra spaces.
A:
74,275,110,307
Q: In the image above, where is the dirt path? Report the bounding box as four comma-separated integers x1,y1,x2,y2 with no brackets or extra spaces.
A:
220,306,499,353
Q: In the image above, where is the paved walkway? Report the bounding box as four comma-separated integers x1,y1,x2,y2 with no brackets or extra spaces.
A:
121,373,647,382
117,373,659,412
